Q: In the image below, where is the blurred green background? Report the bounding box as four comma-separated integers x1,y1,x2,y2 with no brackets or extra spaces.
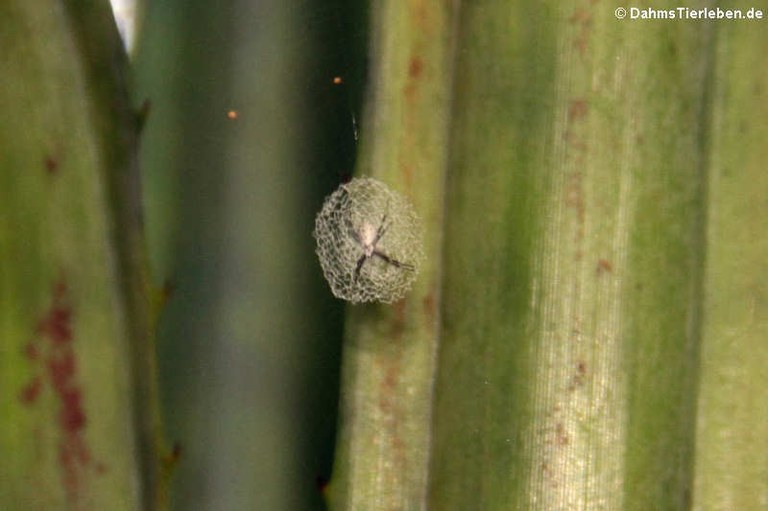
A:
127,0,367,509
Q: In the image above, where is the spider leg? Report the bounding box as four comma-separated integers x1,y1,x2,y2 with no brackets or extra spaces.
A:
373,214,390,245
344,212,361,243
372,250,414,271
353,254,368,282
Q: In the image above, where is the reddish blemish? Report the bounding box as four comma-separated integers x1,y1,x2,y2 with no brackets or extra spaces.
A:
174,442,183,461
555,422,569,446
58,436,91,504
59,436,90,466
568,7,593,55
568,99,588,122
47,351,76,390
403,53,423,103
45,155,59,174
399,161,415,188
94,462,108,475
37,280,72,342
565,171,585,252
19,376,43,404
597,259,613,274
160,279,176,309
422,292,436,328
389,299,407,339
408,57,423,79
38,306,73,343
568,7,587,23
59,387,86,432
23,340,40,361
162,441,183,468
315,475,330,493
376,357,407,483
568,360,588,391
171,441,183,459
18,278,99,505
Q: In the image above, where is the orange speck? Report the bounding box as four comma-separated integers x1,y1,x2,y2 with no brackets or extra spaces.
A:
332,76,343,85
227,110,238,120
597,259,613,274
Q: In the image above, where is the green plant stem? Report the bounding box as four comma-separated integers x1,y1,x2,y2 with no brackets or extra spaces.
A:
0,1,157,509
692,10,768,509
430,2,713,510
327,0,458,509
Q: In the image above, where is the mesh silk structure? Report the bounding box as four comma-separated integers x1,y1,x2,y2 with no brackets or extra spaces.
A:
314,177,424,303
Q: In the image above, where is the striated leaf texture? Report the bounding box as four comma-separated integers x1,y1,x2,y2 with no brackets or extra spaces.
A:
331,0,768,510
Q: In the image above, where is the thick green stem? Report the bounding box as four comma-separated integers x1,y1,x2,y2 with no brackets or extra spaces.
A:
0,2,156,509
693,11,768,509
328,0,458,509
430,2,713,509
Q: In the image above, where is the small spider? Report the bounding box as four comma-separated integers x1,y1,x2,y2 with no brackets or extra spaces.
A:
314,177,423,303
349,213,414,282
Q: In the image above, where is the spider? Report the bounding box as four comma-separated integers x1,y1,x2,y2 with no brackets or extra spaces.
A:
314,177,423,303
348,213,415,282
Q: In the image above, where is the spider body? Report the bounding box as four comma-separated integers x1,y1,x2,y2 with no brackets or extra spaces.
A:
359,221,380,258
314,177,423,303
350,215,414,283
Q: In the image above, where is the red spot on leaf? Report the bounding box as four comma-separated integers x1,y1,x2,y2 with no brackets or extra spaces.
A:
404,54,424,103
49,308,72,342
94,462,108,475
159,279,176,311
422,291,436,329
45,155,60,174
58,437,91,504
23,340,40,361
568,7,593,55
389,299,407,340
37,293,72,344
408,57,423,79
59,386,87,432
568,360,588,391
171,442,183,461
19,376,43,404
597,259,613,274
315,475,330,493
19,278,99,506
568,99,589,122
48,351,76,390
